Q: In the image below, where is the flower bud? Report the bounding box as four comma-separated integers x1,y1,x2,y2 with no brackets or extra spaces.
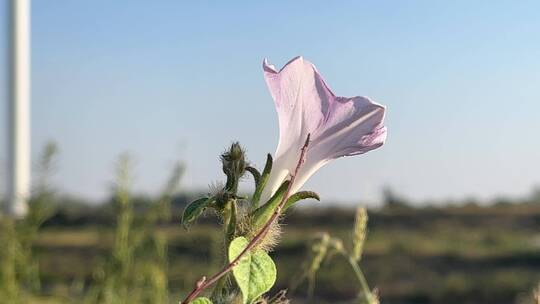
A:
220,142,247,192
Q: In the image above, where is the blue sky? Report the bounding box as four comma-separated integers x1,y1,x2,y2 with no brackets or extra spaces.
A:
1,1,539,205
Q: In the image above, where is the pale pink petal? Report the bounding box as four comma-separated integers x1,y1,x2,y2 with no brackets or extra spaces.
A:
263,56,326,159
260,57,387,203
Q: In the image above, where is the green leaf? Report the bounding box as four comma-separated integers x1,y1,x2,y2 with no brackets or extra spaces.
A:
191,297,213,304
251,180,289,230
283,191,320,210
229,237,277,304
251,154,273,207
181,197,214,228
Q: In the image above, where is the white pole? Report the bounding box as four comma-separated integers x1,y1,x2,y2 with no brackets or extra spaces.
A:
6,0,31,217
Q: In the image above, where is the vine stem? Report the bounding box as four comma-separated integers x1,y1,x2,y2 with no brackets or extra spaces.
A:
181,134,311,304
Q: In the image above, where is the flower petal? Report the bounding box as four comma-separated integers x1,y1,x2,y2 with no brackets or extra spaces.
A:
260,57,387,204
263,56,328,160
311,96,386,159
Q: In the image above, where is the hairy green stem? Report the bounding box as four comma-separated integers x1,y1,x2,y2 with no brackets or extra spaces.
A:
223,200,237,243
211,199,237,299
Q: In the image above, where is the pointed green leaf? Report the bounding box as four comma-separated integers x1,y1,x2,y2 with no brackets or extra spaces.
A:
251,154,273,207
181,197,214,228
229,237,277,304
283,191,320,210
251,180,290,230
191,297,213,304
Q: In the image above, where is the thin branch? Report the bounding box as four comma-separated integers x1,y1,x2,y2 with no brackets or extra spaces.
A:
181,134,311,304
342,252,373,303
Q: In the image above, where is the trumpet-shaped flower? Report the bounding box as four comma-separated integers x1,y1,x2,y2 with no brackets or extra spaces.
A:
260,56,387,203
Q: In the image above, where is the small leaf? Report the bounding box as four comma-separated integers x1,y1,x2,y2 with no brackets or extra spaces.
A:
251,180,290,230
251,154,273,207
245,166,261,186
229,237,277,304
283,191,320,210
181,197,214,228
191,297,213,304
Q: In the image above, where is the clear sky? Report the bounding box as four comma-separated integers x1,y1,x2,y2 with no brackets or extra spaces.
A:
1,1,539,205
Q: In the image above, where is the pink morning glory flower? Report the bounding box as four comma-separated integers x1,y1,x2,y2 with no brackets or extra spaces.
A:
260,56,387,203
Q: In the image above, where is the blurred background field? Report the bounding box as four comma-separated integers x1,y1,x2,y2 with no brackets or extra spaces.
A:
2,1,540,304
17,191,540,304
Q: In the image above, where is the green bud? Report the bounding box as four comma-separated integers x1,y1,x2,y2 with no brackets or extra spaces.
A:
220,142,247,193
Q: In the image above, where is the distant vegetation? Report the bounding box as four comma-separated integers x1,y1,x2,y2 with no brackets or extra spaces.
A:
1,144,540,303
5,188,537,304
